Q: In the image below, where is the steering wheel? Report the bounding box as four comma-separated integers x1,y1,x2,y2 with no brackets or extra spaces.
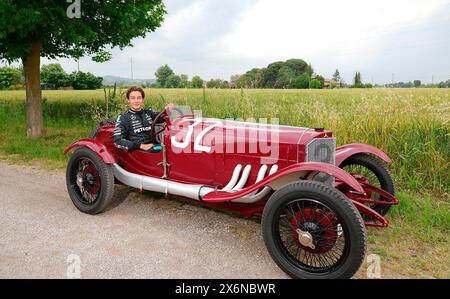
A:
150,110,168,141
150,106,187,141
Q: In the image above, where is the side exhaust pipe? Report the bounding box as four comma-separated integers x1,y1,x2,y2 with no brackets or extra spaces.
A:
113,164,207,201
112,163,278,203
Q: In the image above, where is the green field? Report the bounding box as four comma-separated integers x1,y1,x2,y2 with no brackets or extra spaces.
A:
0,88,449,278
1,88,448,194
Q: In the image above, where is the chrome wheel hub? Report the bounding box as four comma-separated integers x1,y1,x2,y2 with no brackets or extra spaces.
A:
296,228,316,250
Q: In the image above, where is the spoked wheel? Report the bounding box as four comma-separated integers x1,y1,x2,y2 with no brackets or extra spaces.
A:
341,154,395,216
66,148,115,215
75,158,101,204
262,181,366,279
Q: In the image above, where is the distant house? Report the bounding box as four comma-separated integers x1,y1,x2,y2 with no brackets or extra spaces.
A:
324,79,341,88
40,83,57,90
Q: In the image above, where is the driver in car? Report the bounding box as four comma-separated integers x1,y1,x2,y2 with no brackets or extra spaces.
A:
114,86,173,153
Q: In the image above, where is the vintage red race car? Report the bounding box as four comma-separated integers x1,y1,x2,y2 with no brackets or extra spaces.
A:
64,105,399,279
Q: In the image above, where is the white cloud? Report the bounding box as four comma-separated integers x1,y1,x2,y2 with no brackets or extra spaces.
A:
220,0,448,64
18,0,449,83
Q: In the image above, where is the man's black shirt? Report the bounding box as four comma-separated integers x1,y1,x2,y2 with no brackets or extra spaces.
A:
113,108,164,152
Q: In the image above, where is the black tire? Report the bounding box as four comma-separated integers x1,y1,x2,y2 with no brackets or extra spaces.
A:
262,181,366,279
66,147,116,215
340,153,395,215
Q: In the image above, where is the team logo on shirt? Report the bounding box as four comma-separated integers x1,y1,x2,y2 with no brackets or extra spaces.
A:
134,126,151,133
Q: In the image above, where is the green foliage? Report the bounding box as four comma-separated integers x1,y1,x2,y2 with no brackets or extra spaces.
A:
284,59,312,76
206,79,224,89
237,59,316,89
262,61,284,88
154,65,205,89
155,64,174,88
290,73,310,89
332,69,341,82
414,80,422,88
40,63,70,87
351,72,372,88
236,68,263,88
179,74,190,88
314,75,325,86
354,72,362,86
0,1,167,62
91,51,113,63
166,74,182,88
1,88,448,196
437,80,449,88
191,76,204,88
276,66,295,88
0,66,23,89
309,79,323,89
69,71,102,90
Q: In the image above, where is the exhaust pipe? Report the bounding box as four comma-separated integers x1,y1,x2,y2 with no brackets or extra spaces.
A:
113,164,207,201
112,163,278,203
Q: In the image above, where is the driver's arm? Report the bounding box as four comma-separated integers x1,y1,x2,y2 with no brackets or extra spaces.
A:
149,110,166,124
113,114,141,151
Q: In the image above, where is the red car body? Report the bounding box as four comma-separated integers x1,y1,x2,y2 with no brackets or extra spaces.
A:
65,109,398,227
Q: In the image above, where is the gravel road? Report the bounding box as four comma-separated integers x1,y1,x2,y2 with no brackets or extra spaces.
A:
0,160,288,279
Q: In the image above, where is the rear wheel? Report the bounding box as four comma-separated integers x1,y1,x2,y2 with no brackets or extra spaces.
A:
66,148,115,214
341,154,395,215
262,181,366,279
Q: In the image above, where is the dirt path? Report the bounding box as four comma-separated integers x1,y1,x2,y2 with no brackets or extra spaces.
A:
0,160,293,278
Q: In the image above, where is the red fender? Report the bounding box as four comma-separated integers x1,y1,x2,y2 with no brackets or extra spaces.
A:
64,138,117,164
202,162,365,202
336,143,392,166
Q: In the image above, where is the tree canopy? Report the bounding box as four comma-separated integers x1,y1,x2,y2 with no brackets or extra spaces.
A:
0,0,166,137
235,59,314,89
0,1,166,62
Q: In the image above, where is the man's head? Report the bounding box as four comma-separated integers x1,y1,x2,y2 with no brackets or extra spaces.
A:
126,86,145,111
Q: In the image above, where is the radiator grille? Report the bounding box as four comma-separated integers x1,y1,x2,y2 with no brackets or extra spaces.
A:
305,138,336,185
306,138,336,165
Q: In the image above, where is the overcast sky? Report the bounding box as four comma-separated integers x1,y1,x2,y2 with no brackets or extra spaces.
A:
40,0,450,84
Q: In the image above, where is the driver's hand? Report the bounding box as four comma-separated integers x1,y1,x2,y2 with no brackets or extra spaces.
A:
140,144,154,151
165,103,175,109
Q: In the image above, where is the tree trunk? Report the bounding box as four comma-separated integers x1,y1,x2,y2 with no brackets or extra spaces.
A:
22,41,44,138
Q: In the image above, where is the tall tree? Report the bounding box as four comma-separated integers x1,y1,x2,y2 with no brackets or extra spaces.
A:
155,64,174,88
0,1,166,137
191,75,204,88
179,74,189,88
41,63,69,88
332,69,341,82
0,66,23,89
290,73,310,89
165,74,181,88
354,72,362,86
262,61,284,88
284,59,309,76
276,65,295,88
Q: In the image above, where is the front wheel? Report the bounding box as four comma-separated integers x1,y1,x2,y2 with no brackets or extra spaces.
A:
262,181,366,279
341,154,395,215
66,147,116,215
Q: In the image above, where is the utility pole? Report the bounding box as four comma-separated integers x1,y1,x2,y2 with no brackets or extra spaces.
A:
391,73,394,87
130,57,134,81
